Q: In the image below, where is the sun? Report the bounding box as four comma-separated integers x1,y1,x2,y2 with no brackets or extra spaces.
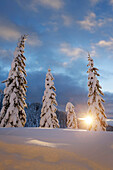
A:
85,116,93,125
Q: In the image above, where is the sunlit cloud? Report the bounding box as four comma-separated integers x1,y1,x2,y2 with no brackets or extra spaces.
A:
62,62,68,67
60,43,87,61
0,18,42,47
89,45,98,57
16,0,64,12
0,22,21,41
39,0,64,9
96,38,113,50
61,15,73,26
78,12,96,31
90,0,100,5
110,0,113,5
77,12,113,32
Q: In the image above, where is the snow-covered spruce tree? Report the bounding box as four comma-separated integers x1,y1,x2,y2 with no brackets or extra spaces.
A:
66,102,77,129
0,35,28,127
87,53,107,131
40,68,59,128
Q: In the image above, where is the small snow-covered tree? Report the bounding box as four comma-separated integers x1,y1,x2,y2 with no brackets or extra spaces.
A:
87,53,107,131
0,35,28,127
40,68,59,128
66,102,77,129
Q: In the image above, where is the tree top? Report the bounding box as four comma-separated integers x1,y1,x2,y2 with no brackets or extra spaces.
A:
48,68,51,72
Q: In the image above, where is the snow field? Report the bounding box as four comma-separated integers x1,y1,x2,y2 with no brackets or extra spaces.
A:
0,128,113,170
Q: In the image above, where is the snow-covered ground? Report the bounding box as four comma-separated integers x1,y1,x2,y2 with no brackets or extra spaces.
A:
0,128,113,170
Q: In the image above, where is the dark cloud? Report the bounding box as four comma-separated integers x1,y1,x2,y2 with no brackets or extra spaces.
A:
26,71,45,103
104,92,113,117
0,67,113,118
26,70,88,112
55,73,88,108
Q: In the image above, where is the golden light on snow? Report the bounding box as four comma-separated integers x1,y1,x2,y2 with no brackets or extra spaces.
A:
85,116,93,125
26,139,68,148
26,139,57,148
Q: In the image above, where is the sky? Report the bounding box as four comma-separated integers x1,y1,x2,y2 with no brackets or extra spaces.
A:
0,0,113,117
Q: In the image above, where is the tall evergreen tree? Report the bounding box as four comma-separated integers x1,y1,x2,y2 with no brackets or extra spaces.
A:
66,102,77,129
0,35,28,127
40,68,59,128
87,53,107,131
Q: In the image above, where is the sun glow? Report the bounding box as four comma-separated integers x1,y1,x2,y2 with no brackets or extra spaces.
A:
85,116,93,125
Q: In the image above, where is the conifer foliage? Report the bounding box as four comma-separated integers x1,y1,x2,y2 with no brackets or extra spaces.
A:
87,53,107,131
0,35,28,127
40,68,59,128
66,102,77,129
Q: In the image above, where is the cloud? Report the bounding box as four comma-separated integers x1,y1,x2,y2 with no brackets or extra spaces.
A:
110,0,113,5
60,43,87,61
62,62,68,67
61,15,73,26
104,92,113,117
27,33,42,46
77,12,113,32
25,70,88,110
0,19,21,41
16,0,64,12
30,70,113,115
89,37,113,59
38,0,64,9
0,65,9,89
0,48,13,73
0,66,113,114
43,14,73,32
77,12,96,31
0,68,88,111
96,38,113,49
0,18,42,46
90,0,100,5
90,46,97,57
43,21,59,32
0,49,13,61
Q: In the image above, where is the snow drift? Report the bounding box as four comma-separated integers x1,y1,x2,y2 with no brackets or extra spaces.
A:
0,128,113,170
